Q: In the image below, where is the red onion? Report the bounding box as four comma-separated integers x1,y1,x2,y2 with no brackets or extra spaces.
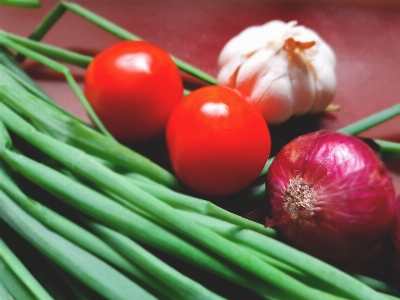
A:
265,131,395,262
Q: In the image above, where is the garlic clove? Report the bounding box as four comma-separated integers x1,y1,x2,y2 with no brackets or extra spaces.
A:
217,20,337,124
234,48,278,99
234,47,315,124
217,20,291,69
307,43,337,113
216,55,246,88
256,76,294,125
237,49,295,124
286,49,316,116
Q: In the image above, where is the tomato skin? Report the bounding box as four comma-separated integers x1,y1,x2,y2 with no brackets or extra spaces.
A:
84,41,183,142
166,86,271,196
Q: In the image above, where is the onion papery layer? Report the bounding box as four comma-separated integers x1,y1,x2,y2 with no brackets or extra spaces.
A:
266,131,396,262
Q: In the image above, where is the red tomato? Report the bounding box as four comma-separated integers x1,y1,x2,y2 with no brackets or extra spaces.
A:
84,41,183,142
166,86,271,196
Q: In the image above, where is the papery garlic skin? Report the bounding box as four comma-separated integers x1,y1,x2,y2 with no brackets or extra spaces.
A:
217,20,337,124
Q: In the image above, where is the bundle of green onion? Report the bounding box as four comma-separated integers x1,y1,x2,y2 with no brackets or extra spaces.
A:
1,41,400,300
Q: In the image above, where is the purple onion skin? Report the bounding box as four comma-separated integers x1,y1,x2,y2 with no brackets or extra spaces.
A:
266,131,396,261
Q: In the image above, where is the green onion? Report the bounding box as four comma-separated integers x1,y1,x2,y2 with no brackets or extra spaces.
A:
0,98,382,300
0,238,53,300
49,264,105,300
0,257,38,300
0,189,158,300
183,212,385,300
0,0,41,8
5,31,93,69
0,144,279,299
0,112,275,298
124,173,276,237
375,139,400,160
0,162,186,300
0,46,51,102
351,274,400,297
0,161,225,300
0,279,12,300
338,103,400,136
84,220,225,300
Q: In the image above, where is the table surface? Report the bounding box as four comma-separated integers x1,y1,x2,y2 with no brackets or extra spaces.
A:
1,0,400,295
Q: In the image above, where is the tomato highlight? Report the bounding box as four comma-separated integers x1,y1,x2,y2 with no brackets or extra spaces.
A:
166,86,271,196
84,41,183,142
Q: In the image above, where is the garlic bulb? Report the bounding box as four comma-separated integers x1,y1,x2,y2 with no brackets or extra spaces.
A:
217,20,337,124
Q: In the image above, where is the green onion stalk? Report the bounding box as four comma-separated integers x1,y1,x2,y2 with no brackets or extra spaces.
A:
0,257,38,300
0,134,288,298
100,178,391,300
0,280,11,300
0,92,390,300
0,105,279,298
0,238,53,300
1,112,322,296
0,162,224,300
0,189,158,300
1,148,281,300
0,0,41,9
0,45,52,101
49,264,105,300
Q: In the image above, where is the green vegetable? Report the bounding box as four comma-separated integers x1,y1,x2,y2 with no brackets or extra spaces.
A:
0,238,53,300
0,258,38,300
0,189,157,300
375,139,400,160
0,138,280,299
0,165,175,299
0,95,386,300
0,46,51,101
0,0,41,8
85,220,224,300
182,212,383,300
337,103,400,136
351,274,400,297
124,173,276,236
0,279,12,300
